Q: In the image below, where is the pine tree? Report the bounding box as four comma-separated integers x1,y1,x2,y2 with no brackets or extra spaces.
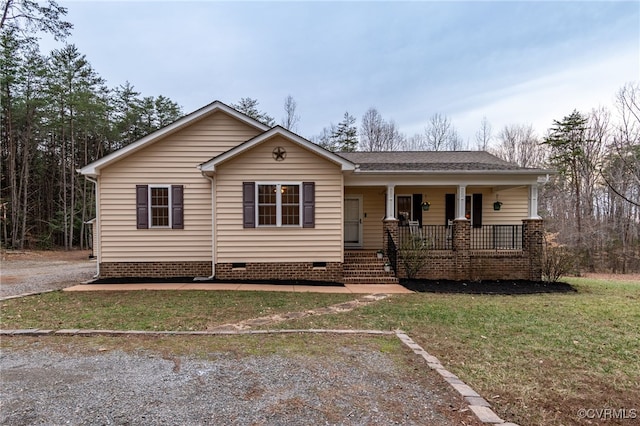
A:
543,109,589,246
332,111,358,152
231,97,275,127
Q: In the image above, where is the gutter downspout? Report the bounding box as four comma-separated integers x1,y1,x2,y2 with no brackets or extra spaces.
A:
84,175,100,278
201,172,216,279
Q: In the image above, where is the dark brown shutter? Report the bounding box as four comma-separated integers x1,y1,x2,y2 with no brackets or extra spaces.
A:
472,193,483,228
445,193,455,226
303,182,315,228
243,182,255,228
136,185,149,229
412,194,423,226
171,185,184,229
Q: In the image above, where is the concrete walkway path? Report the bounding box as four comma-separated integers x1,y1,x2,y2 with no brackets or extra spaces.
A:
64,282,413,294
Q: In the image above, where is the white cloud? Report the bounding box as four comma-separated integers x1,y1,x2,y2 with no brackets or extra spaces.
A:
448,44,639,145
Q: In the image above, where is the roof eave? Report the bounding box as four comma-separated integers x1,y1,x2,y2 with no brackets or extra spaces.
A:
78,101,271,176
353,169,555,175
200,126,356,172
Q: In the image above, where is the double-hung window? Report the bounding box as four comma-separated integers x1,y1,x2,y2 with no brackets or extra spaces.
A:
150,186,170,227
257,183,301,226
243,181,315,228
136,184,184,229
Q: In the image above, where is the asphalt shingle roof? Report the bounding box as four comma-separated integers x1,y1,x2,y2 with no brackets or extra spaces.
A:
336,151,537,172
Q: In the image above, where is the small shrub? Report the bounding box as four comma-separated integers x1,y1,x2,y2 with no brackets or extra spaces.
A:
399,237,431,280
542,233,574,283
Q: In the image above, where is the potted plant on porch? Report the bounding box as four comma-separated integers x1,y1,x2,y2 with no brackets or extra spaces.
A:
376,249,384,259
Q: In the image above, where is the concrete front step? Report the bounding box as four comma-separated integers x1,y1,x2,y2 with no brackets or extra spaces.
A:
344,270,395,277
342,264,384,272
344,277,400,285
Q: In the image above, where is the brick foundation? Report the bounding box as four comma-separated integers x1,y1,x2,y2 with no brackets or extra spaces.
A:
99,261,343,282
215,262,343,283
99,261,212,278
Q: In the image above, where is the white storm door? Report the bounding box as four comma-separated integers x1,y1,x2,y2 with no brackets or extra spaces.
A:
344,196,363,248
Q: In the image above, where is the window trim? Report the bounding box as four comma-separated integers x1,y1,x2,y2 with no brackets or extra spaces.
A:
149,184,172,228
256,182,302,227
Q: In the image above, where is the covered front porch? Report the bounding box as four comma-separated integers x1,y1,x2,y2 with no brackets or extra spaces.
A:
343,182,544,281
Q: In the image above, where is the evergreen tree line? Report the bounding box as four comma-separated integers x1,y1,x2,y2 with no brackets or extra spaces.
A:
1,28,182,250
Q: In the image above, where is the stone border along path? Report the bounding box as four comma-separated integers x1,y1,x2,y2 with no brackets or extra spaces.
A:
1,293,518,425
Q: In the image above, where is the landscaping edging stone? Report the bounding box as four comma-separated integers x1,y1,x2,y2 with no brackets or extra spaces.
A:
396,332,518,426
1,328,518,425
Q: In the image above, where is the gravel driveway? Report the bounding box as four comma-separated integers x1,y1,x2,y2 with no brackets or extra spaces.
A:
0,252,95,298
0,340,479,426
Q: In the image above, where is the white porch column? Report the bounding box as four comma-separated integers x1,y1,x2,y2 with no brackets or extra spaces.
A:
528,184,541,219
385,184,396,219
456,185,467,220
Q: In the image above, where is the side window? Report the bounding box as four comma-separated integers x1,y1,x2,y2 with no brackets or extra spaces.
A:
136,185,183,229
151,186,170,227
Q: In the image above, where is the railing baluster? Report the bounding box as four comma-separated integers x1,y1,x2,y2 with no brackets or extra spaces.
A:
398,224,523,251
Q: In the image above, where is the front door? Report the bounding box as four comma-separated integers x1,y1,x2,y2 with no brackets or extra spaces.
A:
344,196,362,248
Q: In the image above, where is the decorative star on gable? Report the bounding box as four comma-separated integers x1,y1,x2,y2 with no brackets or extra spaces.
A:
272,146,287,161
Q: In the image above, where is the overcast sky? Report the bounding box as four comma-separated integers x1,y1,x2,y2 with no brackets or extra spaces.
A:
45,0,639,147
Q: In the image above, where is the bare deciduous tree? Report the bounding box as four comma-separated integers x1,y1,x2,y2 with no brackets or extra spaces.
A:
424,113,462,151
475,116,492,151
492,123,545,168
602,83,640,207
359,107,404,151
402,133,427,151
280,94,300,132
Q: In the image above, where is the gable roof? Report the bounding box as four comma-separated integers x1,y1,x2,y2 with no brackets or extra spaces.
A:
78,100,271,177
337,151,553,174
199,126,356,173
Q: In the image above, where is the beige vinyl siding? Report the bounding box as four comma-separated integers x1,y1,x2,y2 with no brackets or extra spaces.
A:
415,187,449,225
395,186,528,226
480,187,529,224
98,111,262,262
216,136,343,263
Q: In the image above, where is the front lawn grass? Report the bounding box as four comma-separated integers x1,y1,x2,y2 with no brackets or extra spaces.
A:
0,290,354,331
267,277,640,425
1,277,638,425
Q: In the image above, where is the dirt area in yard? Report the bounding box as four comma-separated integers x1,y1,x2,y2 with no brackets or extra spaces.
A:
1,249,91,262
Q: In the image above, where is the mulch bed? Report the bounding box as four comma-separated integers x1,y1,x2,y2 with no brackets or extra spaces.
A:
90,277,345,287
401,279,576,295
